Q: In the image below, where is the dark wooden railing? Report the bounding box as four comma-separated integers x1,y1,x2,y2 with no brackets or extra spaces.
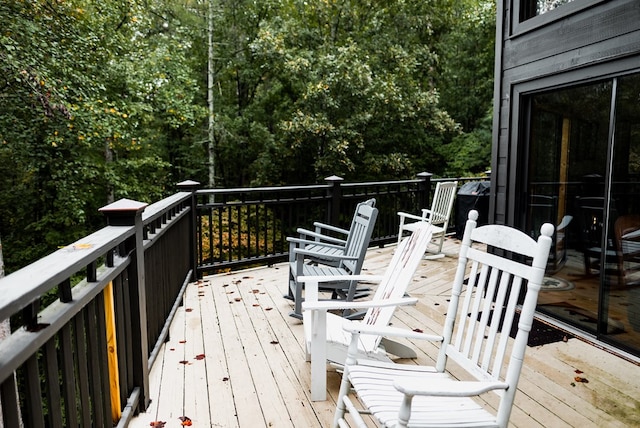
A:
0,173,486,427
0,191,196,427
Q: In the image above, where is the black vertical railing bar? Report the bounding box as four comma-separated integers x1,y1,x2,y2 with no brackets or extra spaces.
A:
59,324,78,428
43,338,63,428
23,355,44,427
85,298,107,428
73,308,92,427
326,175,343,226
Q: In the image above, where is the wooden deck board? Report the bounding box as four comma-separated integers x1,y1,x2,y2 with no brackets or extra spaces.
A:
130,240,640,428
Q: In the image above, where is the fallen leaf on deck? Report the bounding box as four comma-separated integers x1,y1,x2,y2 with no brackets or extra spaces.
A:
179,416,193,426
270,340,279,345
195,354,205,360
179,360,190,365
574,369,583,374
413,328,424,333
574,376,589,383
179,340,187,344
222,376,229,381
150,421,166,427
234,297,242,302
252,289,260,293
185,308,193,312
222,284,229,287
265,307,273,311
169,348,175,351
73,243,93,250
252,304,260,307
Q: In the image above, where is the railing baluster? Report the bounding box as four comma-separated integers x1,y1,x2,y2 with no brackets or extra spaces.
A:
43,339,63,428
23,355,45,428
0,375,21,428
59,325,79,428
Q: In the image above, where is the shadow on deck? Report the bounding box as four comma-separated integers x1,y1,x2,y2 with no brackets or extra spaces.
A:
129,237,640,428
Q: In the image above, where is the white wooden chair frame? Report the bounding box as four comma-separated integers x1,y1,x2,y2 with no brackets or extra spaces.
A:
397,181,458,258
299,223,434,401
332,210,553,428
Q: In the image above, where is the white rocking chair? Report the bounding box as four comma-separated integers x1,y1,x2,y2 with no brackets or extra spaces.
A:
299,223,434,401
397,181,458,258
333,210,553,428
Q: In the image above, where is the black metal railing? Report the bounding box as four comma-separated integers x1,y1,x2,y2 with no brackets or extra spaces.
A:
195,173,485,275
0,173,486,427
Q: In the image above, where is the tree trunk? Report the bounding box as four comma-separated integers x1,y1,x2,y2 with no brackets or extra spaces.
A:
0,236,22,427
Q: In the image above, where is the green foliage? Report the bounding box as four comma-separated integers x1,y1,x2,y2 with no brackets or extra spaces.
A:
439,110,493,177
0,0,496,272
245,0,460,184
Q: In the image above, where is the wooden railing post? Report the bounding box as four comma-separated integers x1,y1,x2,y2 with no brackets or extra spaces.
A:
325,175,344,225
177,180,201,280
417,172,433,210
99,198,150,413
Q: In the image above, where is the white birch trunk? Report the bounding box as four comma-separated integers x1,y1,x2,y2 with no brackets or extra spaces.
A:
0,236,22,427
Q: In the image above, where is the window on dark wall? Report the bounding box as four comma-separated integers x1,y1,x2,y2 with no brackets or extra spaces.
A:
520,0,575,21
514,0,605,34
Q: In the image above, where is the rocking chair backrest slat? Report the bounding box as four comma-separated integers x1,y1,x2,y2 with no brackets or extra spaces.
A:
340,204,378,274
427,182,458,225
358,223,434,351
441,212,554,393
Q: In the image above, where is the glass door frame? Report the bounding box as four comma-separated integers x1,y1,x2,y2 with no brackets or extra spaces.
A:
511,62,640,354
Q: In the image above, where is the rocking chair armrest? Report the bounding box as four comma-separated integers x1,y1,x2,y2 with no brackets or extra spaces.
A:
343,322,444,342
293,248,359,262
397,211,427,222
422,209,446,223
302,297,417,312
287,236,345,250
296,227,347,245
298,274,384,284
312,222,350,236
393,379,509,397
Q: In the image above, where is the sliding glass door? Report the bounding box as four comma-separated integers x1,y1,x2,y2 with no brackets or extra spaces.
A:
524,71,640,355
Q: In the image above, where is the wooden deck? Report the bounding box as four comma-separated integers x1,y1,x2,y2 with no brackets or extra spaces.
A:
129,237,640,428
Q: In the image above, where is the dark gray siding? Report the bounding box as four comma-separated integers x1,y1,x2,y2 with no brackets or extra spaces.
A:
491,0,640,227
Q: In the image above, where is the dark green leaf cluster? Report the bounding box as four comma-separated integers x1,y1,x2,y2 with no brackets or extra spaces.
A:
0,0,494,272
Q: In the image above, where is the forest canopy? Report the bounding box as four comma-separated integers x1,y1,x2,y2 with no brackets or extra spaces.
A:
0,0,495,271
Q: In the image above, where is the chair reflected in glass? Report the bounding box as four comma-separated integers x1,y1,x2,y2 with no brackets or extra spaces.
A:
614,214,640,287
529,194,572,273
576,196,617,275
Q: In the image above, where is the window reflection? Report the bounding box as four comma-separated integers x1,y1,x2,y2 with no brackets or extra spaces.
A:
521,0,575,21
525,72,640,355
